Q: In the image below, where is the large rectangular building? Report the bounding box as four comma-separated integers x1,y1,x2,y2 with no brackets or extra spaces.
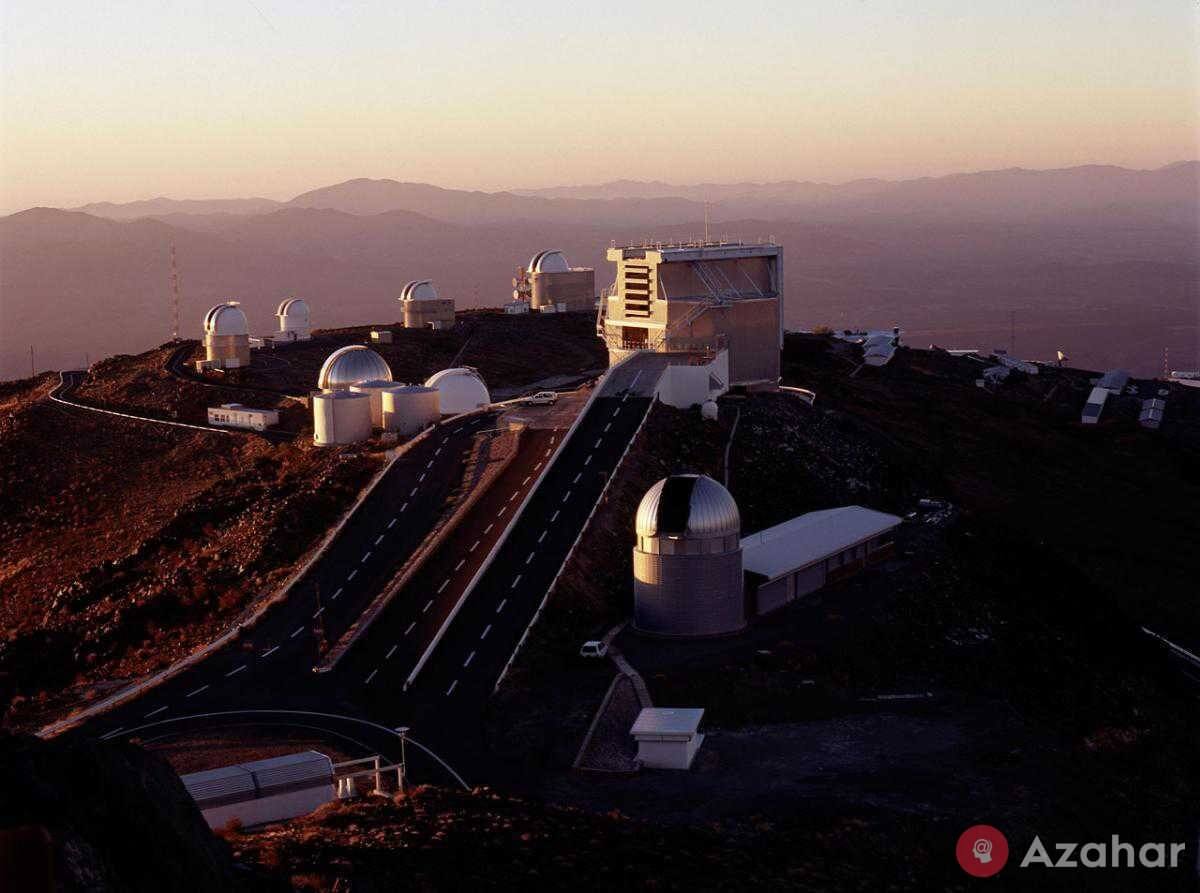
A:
597,241,783,386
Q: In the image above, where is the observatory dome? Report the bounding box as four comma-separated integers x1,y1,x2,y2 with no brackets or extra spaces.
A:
635,474,741,540
423,367,490,415
318,345,393,391
400,280,439,302
203,302,249,337
276,297,310,323
527,250,571,274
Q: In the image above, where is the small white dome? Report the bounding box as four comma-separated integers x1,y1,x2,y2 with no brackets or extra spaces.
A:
636,474,740,539
318,345,393,391
423,367,491,415
400,279,439,302
276,297,310,322
203,302,249,336
527,250,571,274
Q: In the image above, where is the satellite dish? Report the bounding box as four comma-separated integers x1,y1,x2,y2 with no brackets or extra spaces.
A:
512,277,519,288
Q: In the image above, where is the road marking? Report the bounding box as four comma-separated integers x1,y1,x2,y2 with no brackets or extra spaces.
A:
145,706,168,718
400,502,408,513
418,472,426,483
594,438,602,449
386,645,398,660
375,534,385,546
470,539,481,552
441,437,449,445
388,517,397,529
454,559,465,571
511,574,522,589
332,587,343,601
410,487,418,497
538,529,548,543
484,523,494,534
496,506,507,518
480,624,492,639
186,685,209,698
508,491,518,502
313,606,325,618
463,651,476,668
551,510,560,522
361,551,372,563
261,646,279,658
562,490,571,502
526,551,535,565
584,454,592,466
603,422,611,432
405,622,416,635
446,680,458,696
572,472,582,483
291,626,305,639
496,599,507,613
544,449,552,457
426,459,434,469
438,579,450,594
534,462,543,471
622,392,630,403
453,426,463,434
365,669,378,685
347,569,357,581
522,475,531,486
225,664,247,678
423,599,434,613
107,726,126,737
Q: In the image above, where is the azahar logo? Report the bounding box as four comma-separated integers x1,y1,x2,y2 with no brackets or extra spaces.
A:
957,824,1009,877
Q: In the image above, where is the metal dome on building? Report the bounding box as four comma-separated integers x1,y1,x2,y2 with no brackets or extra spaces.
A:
203,302,249,336
317,345,393,391
276,297,310,322
423,367,490,415
635,474,741,540
400,280,439,302
527,250,572,274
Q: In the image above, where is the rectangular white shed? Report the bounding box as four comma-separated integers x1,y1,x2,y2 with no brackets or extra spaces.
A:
630,708,705,770
181,750,334,829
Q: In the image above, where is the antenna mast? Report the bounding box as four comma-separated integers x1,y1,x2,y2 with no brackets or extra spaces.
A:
704,201,710,243
169,243,182,341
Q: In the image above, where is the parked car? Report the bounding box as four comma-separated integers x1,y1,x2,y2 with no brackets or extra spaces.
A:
524,391,559,405
579,640,608,658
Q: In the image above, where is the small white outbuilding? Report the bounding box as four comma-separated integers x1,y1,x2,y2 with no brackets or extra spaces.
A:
630,708,705,770
424,367,491,415
181,751,334,829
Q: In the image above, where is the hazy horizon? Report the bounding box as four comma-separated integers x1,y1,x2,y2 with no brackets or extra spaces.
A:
3,1,1197,213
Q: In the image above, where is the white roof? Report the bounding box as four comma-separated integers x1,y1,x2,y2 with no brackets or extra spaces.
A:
630,707,704,738
400,279,439,302
181,751,332,807
203,302,248,336
740,506,903,581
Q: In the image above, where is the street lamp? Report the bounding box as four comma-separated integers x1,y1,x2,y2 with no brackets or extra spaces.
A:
394,726,410,795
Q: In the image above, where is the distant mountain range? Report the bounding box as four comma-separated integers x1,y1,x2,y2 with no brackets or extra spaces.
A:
2,162,1196,381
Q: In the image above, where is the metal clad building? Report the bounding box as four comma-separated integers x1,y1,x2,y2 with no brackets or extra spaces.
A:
633,474,745,637
527,250,596,313
181,751,334,829
202,302,252,369
400,279,456,329
598,242,783,386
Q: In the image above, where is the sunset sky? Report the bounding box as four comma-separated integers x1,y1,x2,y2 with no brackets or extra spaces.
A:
2,0,1197,212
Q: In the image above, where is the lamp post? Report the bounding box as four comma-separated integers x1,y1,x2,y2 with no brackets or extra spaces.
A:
395,726,410,795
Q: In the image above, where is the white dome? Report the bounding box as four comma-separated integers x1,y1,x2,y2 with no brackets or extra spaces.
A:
203,302,248,336
636,474,740,539
527,250,571,274
318,345,393,391
423,367,491,414
276,297,310,323
400,279,439,302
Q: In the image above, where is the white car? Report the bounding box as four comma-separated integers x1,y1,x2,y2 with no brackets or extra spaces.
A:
524,391,559,405
579,640,608,658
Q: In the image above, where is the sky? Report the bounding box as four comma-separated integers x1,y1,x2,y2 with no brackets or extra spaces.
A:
1,0,1197,212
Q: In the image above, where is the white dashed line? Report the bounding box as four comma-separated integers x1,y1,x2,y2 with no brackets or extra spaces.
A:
426,459,434,469
538,530,548,543
463,651,476,668
453,426,463,434
388,517,397,528
572,472,582,484
603,422,611,432
332,587,343,601
400,502,408,513
584,454,592,466
261,646,279,658
484,523,494,534
185,685,209,699
365,669,378,685
562,490,572,502
534,462,543,471
386,645,398,660
470,539,481,552
613,406,620,416
496,599,507,613
508,491,518,502
594,438,602,449
410,487,418,497
418,472,426,483
347,569,357,581
551,510,560,522
438,579,450,594
522,475,531,486
480,624,492,640
291,626,305,639
496,507,507,518
313,606,325,618
544,449,552,457
225,664,247,678
511,574,522,589
454,559,466,571
145,706,168,718
108,726,126,737
361,551,372,563
405,622,416,636
423,599,434,613
446,680,458,696
375,534,385,546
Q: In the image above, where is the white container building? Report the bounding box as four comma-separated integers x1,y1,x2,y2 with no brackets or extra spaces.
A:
630,708,705,770
181,751,334,830
1081,386,1109,425
424,367,491,415
313,390,373,445
350,379,406,428
207,403,280,431
275,298,312,341
382,385,440,435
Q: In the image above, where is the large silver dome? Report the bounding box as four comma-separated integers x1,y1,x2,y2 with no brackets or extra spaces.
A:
318,345,393,391
527,250,571,274
635,474,740,539
203,302,248,336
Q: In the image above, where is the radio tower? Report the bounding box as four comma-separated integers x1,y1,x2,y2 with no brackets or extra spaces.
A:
169,243,182,341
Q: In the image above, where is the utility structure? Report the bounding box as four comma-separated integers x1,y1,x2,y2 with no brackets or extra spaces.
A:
514,250,595,313
169,243,182,341
597,240,783,386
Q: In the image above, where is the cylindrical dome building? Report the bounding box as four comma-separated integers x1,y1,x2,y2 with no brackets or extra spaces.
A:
527,250,595,313
203,302,252,368
312,390,373,445
381,385,440,435
317,345,392,391
423,367,490,415
400,279,456,330
633,474,745,637
350,379,406,428
275,298,312,341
